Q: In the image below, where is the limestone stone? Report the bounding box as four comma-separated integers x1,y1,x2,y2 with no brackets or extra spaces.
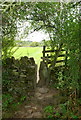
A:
24,105,31,108
28,109,33,114
35,92,42,97
38,87,49,94
32,112,42,118
24,114,33,118
37,96,44,100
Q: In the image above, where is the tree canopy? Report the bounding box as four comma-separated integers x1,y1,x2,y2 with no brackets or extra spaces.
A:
2,1,81,118
2,1,81,96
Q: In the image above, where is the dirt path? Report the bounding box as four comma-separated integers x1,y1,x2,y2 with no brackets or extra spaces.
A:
14,86,60,118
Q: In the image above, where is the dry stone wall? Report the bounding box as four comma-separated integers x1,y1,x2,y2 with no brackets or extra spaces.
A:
2,56,37,99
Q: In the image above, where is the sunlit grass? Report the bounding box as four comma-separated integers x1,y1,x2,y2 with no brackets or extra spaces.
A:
12,47,68,67
12,47,43,67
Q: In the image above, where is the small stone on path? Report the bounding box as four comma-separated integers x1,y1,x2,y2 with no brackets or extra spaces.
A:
28,109,33,114
32,112,42,118
37,96,44,100
24,105,31,108
37,87,49,94
35,92,42,97
25,114,33,118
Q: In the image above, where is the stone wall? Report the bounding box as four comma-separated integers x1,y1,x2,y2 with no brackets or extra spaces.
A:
2,56,37,99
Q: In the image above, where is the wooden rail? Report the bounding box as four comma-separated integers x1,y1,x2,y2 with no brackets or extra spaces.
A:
41,46,68,67
42,49,65,53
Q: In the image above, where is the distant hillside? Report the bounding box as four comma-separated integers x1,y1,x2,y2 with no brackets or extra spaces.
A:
16,40,50,47
16,40,45,47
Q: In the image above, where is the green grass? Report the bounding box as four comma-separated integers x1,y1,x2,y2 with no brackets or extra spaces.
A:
12,47,67,67
12,47,43,67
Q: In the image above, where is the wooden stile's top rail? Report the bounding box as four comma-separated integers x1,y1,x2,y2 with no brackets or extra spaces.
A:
42,49,65,53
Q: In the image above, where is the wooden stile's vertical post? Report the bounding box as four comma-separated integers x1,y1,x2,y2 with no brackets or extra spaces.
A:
43,46,46,62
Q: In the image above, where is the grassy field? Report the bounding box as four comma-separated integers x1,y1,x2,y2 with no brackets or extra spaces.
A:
13,47,43,67
13,47,67,67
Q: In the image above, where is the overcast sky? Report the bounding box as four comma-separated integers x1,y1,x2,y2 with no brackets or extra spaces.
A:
16,21,49,42
22,31,49,42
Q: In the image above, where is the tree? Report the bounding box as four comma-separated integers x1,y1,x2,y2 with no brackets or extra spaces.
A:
2,1,81,97
30,41,39,47
2,2,31,59
2,2,18,59
26,2,80,96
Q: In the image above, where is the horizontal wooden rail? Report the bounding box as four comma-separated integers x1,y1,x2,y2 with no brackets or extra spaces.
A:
41,56,51,59
41,54,67,59
58,54,65,57
41,57,51,62
41,46,69,68
56,60,65,63
42,49,65,53
58,54,69,57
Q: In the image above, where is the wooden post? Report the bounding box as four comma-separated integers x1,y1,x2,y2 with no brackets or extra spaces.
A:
43,46,46,62
53,43,63,67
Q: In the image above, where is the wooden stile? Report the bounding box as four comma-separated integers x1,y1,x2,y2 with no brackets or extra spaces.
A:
41,46,69,68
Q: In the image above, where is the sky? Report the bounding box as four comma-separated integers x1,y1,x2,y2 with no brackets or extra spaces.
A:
16,21,49,42
22,31,49,42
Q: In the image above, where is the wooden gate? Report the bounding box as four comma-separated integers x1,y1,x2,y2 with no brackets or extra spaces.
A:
41,45,68,68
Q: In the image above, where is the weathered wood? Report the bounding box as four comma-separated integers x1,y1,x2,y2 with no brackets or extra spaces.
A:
52,43,63,67
41,54,66,59
42,44,69,68
41,54,67,61
42,49,65,53
58,54,65,57
56,60,65,63
43,46,46,58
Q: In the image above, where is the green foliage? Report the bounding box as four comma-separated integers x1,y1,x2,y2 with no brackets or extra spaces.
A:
44,105,53,114
2,2,81,117
44,105,54,118
44,102,80,119
2,94,26,111
47,115,53,118
2,2,18,60
2,94,13,110
30,41,39,47
20,96,26,102
27,2,80,95
2,68,11,92
2,59,27,111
